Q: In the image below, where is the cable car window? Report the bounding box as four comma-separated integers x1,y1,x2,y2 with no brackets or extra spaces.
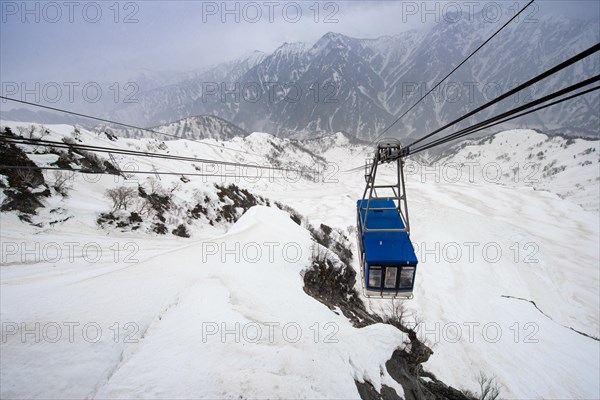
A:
384,267,397,289
368,268,382,288
399,267,415,288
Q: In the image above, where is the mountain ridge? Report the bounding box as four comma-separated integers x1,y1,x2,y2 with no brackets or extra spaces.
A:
2,14,598,139
111,14,599,138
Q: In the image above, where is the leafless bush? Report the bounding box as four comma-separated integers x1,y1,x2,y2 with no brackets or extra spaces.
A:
169,181,182,193
52,171,71,196
105,186,138,211
15,168,44,188
310,243,330,264
17,125,36,139
136,195,153,216
477,372,502,400
383,299,407,330
137,178,173,218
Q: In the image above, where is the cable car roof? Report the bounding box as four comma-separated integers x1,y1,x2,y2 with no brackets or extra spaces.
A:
357,200,418,266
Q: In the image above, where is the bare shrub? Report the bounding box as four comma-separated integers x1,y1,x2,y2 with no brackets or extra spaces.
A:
15,168,44,188
383,299,407,331
105,186,138,211
52,171,71,196
477,372,501,400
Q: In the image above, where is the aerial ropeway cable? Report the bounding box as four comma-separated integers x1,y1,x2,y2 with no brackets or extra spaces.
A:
0,135,309,175
407,43,600,150
353,35,599,299
355,0,537,156
410,75,600,154
0,96,260,156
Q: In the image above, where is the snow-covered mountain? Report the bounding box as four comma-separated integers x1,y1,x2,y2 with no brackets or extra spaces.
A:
103,14,599,138
99,115,249,142
1,121,599,399
108,51,268,129
426,129,600,211
3,15,597,139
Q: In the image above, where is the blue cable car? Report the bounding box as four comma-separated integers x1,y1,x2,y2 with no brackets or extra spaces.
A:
356,140,418,298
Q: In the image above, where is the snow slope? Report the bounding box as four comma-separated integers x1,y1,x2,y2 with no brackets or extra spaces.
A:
1,206,406,399
432,129,600,211
1,122,599,398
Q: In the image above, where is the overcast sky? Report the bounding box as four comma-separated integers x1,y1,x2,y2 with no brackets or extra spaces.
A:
1,0,599,84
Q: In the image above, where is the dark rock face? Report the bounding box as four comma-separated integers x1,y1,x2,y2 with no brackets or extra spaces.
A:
0,128,50,216
385,346,472,400
355,381,403,400
385,349,433,400
303,257,378,328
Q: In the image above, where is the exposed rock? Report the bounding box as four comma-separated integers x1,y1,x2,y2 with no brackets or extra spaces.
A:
355,381,402,400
